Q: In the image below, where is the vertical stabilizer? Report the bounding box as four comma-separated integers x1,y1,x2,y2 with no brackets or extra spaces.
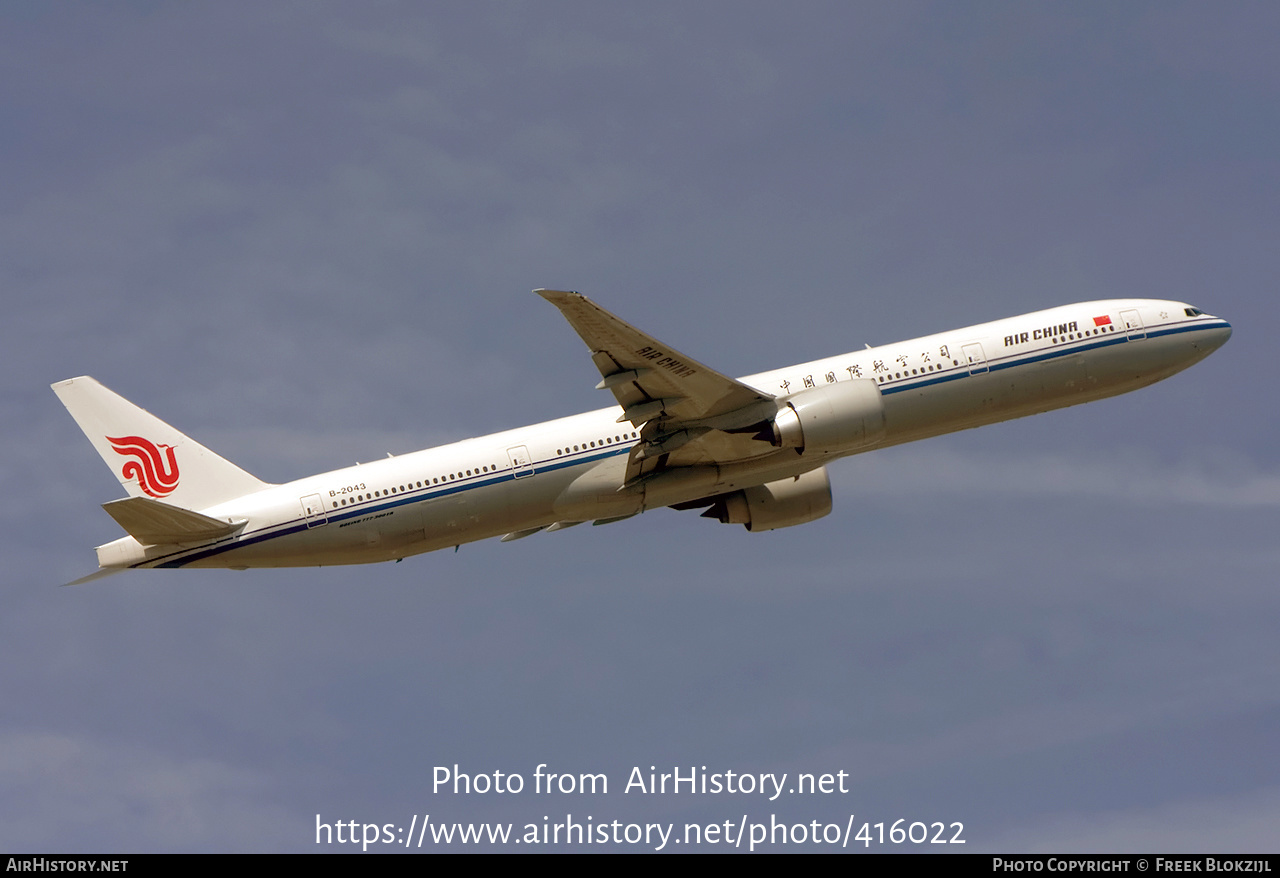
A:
52,377,271,510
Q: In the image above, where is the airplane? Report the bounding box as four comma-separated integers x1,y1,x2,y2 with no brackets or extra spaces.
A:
54,291,1231,583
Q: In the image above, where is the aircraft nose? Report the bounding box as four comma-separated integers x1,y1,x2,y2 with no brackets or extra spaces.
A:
1200,319,1232,354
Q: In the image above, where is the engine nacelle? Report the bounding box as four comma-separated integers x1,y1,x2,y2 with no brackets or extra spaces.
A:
705,467,833,532
771,378,885,454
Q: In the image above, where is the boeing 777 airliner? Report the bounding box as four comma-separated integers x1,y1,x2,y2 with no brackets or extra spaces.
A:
54,291,1230,582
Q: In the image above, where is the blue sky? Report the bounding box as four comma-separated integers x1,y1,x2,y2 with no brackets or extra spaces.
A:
2,2,1276,852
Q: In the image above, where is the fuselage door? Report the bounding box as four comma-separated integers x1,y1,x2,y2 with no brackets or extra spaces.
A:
300,493,328,528
1120,308,1146,340
962,342,989,375
507,445,535,479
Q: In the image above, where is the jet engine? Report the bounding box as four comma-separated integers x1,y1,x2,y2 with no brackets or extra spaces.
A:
769,378,886,454
695,467,833,532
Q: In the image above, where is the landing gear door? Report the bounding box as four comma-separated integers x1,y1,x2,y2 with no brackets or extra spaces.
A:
507,445,535,479
300,493,328,528
1120,309,1146,340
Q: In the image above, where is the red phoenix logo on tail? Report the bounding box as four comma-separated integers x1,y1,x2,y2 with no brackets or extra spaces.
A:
107,435,180,497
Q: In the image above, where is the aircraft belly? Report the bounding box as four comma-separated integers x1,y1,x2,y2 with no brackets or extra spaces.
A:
172,469,589,568
185,507,429,567
415,466,588,543
553,455,642,521
878,331,1209,448
1082,331,1208,386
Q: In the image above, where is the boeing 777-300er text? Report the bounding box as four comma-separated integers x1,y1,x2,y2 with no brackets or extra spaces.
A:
54,291,1230,583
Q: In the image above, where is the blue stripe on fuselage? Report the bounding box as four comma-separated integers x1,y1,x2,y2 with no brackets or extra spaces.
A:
151,445,631,568
150,317,1227,568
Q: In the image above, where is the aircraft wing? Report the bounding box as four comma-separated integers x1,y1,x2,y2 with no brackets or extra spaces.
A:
536,290,771,424
537,290,780,483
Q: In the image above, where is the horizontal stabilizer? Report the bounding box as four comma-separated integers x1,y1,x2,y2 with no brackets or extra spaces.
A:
62,568,126,587
102,496,246,545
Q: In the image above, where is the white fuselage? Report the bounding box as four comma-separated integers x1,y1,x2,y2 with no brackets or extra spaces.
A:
95,298,1230,570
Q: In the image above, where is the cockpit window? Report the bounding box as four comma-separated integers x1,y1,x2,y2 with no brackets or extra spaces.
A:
1184,307,1204,317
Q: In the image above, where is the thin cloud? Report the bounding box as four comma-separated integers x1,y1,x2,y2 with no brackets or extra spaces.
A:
0,730,301,852
994,786,1280,853
837,447,1280,509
